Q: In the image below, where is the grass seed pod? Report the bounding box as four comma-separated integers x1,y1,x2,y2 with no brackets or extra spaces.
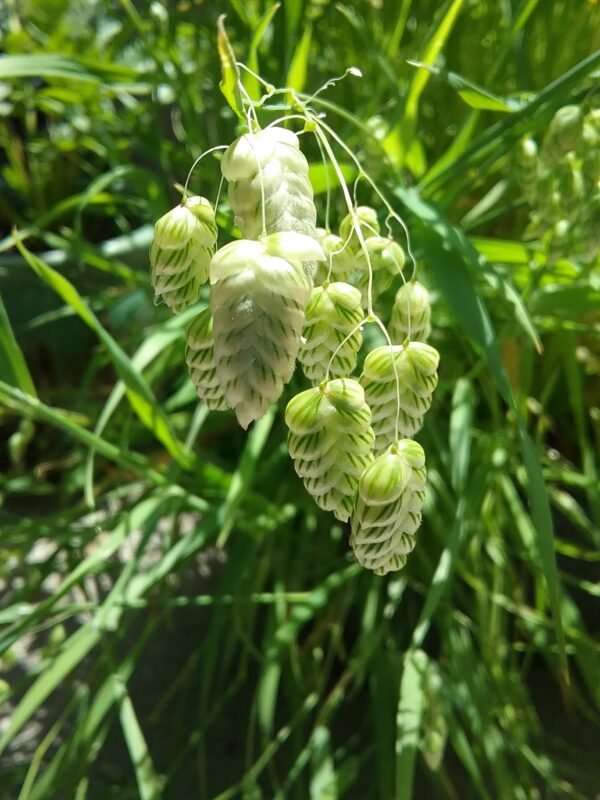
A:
299,282,364,383
314,229,356,284
185,308,229,411
540,105,583,167
221,127,318,277
517,138,539,205
360,342,439,451
390,280,431,343
350,439,427,576
339,205,380,251
150,196,217,314
210,232,324,429
285,378,375,521
354,235,405,305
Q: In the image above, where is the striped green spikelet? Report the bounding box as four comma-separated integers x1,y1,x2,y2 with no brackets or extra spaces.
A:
185,308,228,411
314,228,356,284
354,235,405,305
339,205,379,251
390,281,431,343
285,378,375,521
350,439,426,576
517,138,539,205
150,196,217,313
299,282,364,383
540,105,583,167
221,126,317,275
360,342,439,451
210,232,324,429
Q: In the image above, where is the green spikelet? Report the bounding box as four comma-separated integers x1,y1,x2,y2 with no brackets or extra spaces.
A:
350,439,427,576
540,105,583,167
354,235,405,305
314,228,356,284
149,196,217,314
339,205,380,251
221,126,317,275
285,378,375,521
360,342,439,452
185,308,228,411
390,281,431,343
299,282,364,383
517,138,539,205
210,232,324,429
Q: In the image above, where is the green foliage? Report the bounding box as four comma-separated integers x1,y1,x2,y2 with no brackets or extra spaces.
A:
1,1,599,799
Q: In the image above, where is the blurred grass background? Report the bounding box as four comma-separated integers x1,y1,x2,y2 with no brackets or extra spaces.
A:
0,0,599,798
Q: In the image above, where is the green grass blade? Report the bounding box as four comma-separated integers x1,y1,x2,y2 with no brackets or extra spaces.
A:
395,649,427,800
0,292,36,395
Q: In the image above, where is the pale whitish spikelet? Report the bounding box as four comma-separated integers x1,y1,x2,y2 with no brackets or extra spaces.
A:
350,439,427,576
221,127,317,277
360,342,439,452
354,235,405,305
150,196,217,314
185,308,228,411
517,138,539,205
210,232,324,429
285,378,375,521
390,281,431,343
314,228,356,284
339,205,380,251
299,282,364,383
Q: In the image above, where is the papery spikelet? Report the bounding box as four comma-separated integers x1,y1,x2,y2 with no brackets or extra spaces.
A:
299,282,364,383
150,196,217,313
339,206,380,251
360,342,439,452
540,105,583,167
517,138,539,205
350,439,427,576
390,281,431,343
285,378,375,521
221,127,318,276
210,232,324,429
314,228,356,284
185,308,228,411
354,235,405,305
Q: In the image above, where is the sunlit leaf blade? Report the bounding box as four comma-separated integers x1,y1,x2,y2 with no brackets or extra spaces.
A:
0,292,37,396
217,15,246,122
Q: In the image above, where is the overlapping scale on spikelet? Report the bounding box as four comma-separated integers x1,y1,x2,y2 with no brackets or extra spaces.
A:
150,196,217,314
221,127,317,276
299,282,364,383
354,235,405,305
390,281,431,343
285,379,375,521
210,232,324,429
360,342,439,451
350,439,426,575
185,308,228,411
314,229,356,284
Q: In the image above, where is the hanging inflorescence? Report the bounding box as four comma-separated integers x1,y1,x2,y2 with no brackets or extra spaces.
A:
516,104,600,263
148,57,441,576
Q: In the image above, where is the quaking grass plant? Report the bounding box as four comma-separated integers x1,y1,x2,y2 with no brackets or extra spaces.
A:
1,3,599,799
148,38,440,575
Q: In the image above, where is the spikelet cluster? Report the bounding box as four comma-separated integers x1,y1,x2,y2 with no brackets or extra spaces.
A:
149,103,442,578
299,282,364,383
350,439,427,575
185,308,228,411
516,105,600,264
285,379,374,521
360,343,439,451
150,196,217,313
